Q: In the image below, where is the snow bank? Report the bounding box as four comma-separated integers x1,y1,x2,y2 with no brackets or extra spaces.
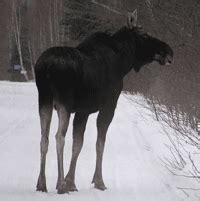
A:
0,81,198,201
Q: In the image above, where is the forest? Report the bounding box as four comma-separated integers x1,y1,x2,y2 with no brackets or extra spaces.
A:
0,0,200,181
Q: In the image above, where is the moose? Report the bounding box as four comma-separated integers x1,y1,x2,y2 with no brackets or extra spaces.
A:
35,11,173,194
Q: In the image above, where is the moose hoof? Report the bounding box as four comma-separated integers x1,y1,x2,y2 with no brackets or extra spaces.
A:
57,182,69,194
66,184,78,192
94,183,107,191
36,182,48,192
36,176,48,192
65,177,78,192
92,180,107,191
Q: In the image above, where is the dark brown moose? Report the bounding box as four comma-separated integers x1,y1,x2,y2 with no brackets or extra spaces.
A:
35,10,173,194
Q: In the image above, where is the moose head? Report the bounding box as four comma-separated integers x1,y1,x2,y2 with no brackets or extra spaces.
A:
126,9,173,70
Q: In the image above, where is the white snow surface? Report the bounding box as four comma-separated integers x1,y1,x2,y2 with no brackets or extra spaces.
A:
0,81,198,201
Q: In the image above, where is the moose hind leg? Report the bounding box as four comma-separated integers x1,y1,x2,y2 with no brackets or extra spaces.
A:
92,109,114,190
65,112,89,192
55,104,70,194
36,100,53,192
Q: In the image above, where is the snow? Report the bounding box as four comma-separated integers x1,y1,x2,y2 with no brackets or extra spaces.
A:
0,81,198,201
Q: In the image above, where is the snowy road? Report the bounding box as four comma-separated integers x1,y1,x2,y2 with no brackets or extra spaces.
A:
0,82,196,201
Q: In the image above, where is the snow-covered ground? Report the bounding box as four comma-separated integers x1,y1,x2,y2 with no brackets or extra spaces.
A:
0,81,198,201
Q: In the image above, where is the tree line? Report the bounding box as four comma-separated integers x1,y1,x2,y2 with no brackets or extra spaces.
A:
1,0,200,134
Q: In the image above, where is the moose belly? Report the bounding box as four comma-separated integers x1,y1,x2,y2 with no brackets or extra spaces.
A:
69,81,122,113
72,90,102,113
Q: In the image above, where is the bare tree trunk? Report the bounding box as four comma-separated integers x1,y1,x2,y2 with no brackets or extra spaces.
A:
60,0,65,45
54,0,59,45
12,0,29,81
49,2,54,46
145,0,156,29
28,41,35,80
39,9,45,52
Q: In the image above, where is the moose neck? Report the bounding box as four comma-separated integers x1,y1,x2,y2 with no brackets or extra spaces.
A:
112,28,154,78
117,53,153,77
116,49,135,77
112,30,134,78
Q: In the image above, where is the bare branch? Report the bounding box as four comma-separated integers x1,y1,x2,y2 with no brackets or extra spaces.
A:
90,0,125,16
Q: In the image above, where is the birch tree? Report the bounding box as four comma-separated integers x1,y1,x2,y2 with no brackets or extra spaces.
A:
11,0,29,81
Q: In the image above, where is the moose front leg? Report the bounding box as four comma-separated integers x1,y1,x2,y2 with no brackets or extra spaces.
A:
92,108,115,190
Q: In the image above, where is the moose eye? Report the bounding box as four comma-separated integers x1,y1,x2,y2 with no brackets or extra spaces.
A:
159,51,165,56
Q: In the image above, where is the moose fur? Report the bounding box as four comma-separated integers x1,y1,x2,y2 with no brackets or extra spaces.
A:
35,12,173,194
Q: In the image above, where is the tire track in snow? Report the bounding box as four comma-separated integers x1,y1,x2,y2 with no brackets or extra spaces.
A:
0,82,37,145
0,114,29,145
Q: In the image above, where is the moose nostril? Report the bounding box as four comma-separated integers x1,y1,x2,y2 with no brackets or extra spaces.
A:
165,56,173,65
167,56,173,64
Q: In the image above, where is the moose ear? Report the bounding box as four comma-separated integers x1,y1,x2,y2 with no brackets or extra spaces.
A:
127,9,137,29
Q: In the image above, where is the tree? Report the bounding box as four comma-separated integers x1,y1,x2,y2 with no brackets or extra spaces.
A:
11,0,29,81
